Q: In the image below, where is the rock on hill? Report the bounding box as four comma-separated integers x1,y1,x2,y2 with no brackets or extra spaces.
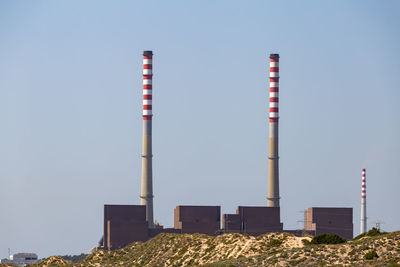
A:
3,231,400,266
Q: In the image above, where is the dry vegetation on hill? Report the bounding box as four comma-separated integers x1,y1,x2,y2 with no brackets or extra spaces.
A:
3,231,400,266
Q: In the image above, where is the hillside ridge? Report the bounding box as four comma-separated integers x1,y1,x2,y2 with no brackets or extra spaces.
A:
4,231,400,266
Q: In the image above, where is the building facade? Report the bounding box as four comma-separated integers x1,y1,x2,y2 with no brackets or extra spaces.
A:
304,207,353,240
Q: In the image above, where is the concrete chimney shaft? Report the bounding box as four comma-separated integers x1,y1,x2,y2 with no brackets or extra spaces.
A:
267,54,280,207
360,168,367,234
140,50,154,228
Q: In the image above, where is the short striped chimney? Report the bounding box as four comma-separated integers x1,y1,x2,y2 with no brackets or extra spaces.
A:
267,54,280,207
140,50,154,228
360,168,367,234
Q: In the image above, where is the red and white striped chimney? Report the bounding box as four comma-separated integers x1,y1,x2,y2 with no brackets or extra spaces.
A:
269,56,279,123
143,52,153,119
267,54,280,207
140,51,154,228
360,168,367,234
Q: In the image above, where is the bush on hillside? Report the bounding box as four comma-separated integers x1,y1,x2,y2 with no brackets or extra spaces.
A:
354,227,388,240
364,250,379,260
268,238,283,247
60,253,88,262
310,234,346,245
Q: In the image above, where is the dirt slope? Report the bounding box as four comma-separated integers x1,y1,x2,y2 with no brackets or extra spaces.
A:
4,231,400,266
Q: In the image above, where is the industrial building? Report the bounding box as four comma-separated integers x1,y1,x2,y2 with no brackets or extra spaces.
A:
0,253,39,266
103,205,148,250
102,205,353,249
223,206,283,235
304,207,353,240
100,51,354,250
174,206,221,235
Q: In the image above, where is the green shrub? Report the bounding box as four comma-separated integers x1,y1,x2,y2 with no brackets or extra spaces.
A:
364,250,379,260
268,238,283,247
360,245,370,250
310,234,346,244
367,227,385,236
280,252,288,258
354,227,388,240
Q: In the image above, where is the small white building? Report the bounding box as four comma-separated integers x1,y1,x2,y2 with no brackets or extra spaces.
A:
0,253,39,266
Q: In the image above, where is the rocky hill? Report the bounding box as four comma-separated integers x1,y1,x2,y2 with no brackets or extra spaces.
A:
3,230,400,266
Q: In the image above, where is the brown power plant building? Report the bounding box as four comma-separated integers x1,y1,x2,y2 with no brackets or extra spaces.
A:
100,51,354,250
304,207,353,241
102,204,352,250
174,206,221,235
103,205,148,249
223,207,283,235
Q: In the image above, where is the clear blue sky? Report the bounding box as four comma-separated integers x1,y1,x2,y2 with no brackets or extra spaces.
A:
1,0,399,258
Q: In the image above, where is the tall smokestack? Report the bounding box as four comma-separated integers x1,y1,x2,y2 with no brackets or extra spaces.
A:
360,168,367,234
140,50,154,228
267,53,280,207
